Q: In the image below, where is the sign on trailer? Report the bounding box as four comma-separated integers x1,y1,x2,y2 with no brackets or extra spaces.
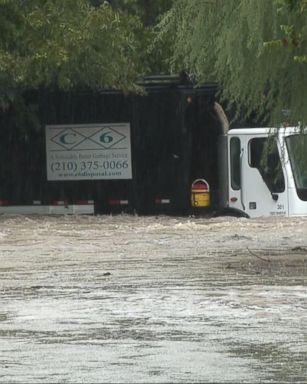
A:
45,123,132,180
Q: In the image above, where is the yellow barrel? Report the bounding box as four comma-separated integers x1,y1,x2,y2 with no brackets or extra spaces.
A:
191,179,210,208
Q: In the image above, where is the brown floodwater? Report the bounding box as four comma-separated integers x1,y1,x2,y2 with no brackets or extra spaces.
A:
0,214,306,383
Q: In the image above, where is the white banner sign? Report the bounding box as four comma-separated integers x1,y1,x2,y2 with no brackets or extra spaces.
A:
46,123,132,180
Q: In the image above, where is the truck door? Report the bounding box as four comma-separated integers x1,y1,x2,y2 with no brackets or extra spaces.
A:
240,134,288,217
227,136,245,212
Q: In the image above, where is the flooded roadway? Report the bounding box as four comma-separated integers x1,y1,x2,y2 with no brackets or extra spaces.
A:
0,214,306,383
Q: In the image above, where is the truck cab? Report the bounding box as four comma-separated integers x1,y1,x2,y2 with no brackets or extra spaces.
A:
223,127,307,217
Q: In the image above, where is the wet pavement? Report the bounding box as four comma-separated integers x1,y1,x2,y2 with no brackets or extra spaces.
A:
0,214,306,383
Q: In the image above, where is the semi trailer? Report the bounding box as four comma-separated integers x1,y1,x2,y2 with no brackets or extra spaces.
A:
0,76,306,217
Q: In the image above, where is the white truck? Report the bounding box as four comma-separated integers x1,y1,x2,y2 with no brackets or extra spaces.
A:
219,126,307,217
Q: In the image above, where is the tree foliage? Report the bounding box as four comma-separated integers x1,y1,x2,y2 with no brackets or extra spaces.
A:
107,0,174,73
107,0,173,26
157,0,307,125
0,0,146,108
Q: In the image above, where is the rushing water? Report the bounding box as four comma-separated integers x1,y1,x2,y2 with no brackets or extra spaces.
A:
0,214,306,383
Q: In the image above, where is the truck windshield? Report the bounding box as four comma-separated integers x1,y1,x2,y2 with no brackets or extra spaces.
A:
286,134,307,200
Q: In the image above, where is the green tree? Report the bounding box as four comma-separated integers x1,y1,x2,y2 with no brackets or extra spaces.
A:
0,0,145,109
107,0,174,74
157,0,307,125
100,0,174,26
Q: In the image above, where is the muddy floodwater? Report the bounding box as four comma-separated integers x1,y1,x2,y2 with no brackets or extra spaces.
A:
0,214,306,383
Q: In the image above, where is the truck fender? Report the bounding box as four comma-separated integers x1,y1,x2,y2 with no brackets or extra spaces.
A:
213,207,250,218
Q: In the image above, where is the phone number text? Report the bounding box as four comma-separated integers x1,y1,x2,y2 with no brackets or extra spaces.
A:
50,160,129,173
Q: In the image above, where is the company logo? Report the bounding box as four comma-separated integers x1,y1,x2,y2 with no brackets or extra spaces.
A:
89,127,125,149
50,126,127,150
51,129,87,150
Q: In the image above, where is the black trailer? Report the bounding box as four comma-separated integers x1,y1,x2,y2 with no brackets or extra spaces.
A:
0,76,223,214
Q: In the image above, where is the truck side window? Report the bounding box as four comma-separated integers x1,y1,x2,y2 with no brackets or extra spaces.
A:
230,137,241,190
249,137,285,193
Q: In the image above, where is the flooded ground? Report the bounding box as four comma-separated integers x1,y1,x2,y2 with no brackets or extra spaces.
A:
0,214,306,383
